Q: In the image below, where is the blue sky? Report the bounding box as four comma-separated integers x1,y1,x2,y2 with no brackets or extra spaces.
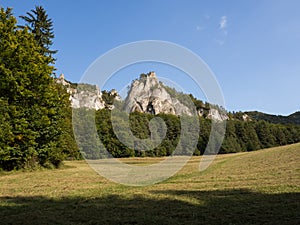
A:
2,0,300,115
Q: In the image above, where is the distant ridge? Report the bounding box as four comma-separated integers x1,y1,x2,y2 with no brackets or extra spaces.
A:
245,111,300,125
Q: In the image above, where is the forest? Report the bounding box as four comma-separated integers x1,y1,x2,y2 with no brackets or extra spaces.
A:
73,108,300,159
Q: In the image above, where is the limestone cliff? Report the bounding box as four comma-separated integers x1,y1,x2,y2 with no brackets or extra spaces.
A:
124,72,193,116
207,108,228,121
56,74,105,110
56,72,228,121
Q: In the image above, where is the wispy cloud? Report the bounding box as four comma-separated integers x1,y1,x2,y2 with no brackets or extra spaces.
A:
216,16,228,45
195,14,211,32
219,16,227,30
196,15,229,45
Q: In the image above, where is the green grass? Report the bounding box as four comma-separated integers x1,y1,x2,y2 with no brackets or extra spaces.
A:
0,143,299,224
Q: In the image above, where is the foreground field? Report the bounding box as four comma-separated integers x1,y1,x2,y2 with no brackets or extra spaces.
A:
0,144,299,225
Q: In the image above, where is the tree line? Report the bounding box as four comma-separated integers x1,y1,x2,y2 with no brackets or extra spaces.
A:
73,108,300,158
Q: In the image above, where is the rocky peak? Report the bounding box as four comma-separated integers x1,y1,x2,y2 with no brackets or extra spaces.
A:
56,74,70,86
124,72,193,116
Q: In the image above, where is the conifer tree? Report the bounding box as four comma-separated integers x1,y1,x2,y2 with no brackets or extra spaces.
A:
20,6,57,60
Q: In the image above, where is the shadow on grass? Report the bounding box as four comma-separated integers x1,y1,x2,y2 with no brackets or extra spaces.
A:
0,189,299,225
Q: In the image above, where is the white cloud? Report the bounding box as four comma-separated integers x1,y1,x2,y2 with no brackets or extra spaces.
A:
216,16,228,46
219,16,227,30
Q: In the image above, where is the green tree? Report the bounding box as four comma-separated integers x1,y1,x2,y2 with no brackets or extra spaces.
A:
244,122,261,151
0,7,71,170
20,6,57,59
221,121,242,153
255,121,276,148
197,118,211,154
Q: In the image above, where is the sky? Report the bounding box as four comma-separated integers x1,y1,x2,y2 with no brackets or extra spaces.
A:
1,0,300,115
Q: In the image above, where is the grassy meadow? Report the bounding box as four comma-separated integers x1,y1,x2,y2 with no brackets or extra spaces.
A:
0,143,299,224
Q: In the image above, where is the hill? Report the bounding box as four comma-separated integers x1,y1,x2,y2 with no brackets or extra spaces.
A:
0,143,299,224
63,72,300,158
246,111,300,125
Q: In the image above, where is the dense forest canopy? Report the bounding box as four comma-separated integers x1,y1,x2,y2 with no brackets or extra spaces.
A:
73,108,300,158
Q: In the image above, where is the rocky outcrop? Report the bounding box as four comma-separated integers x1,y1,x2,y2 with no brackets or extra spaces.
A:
242,113,251,121
207,108,228,121
71,86,105,110
124,72,193,116
56,73,228,121
56,74,105,110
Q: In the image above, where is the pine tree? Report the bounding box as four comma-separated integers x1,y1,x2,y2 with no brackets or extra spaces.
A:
20,6,57,60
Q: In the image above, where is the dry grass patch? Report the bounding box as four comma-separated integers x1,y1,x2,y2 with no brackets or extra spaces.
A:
0,143,299,224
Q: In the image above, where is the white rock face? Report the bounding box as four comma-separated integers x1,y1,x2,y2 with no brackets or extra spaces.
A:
207,108,228,121
110,89,121,102
56,73,228,121
242,113,251,121
72,87,105,110
124,72,192,116
56,74,105,110
55,74,69,86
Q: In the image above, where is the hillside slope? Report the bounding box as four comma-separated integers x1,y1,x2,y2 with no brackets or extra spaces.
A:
246,111,300,125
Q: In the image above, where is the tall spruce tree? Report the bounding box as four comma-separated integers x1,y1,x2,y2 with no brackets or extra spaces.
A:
20,6,57,60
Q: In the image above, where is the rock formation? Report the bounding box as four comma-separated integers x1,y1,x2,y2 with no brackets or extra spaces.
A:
56,72,228,121
207,108,228,121
56,74,105,110
124,72,193,116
